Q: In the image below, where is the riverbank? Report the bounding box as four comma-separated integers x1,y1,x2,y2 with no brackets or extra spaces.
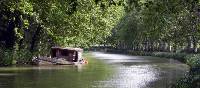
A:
104,49,200,88
106,50,199,66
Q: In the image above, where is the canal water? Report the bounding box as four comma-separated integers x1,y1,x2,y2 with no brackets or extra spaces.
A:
0,52,189,88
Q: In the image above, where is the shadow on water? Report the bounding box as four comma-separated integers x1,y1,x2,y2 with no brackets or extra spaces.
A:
0,52,189,88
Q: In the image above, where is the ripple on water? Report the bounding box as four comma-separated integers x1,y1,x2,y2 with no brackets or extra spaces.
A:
93,65,158,88
91,52,189,88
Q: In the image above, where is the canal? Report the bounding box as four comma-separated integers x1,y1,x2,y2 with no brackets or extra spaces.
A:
0,52,189,88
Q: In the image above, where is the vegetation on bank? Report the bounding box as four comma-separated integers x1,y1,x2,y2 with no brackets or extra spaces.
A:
0,0,125,66
106,49,199,67
102,1,200,87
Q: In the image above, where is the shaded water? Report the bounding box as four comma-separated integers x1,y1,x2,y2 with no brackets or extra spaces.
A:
0,52,189,88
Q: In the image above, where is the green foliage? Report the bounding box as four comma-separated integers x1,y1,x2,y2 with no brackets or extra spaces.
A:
185,54,200,67
152,52,187,63
151,52,199,66
24,0,125,47
103,0,200,87
0,49,14,66
0,0,125,65
108,0,200,53
172,74,200,88
0,48,35,65
14,49,33,65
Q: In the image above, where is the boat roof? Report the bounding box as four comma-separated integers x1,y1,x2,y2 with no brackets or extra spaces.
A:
51,47,83,52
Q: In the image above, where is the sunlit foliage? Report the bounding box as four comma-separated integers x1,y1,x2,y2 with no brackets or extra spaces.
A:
0,0,125,65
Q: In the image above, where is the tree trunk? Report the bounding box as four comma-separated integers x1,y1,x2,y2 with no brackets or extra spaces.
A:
193,36,198,53
168,42,172,52
187,36,193,53
158,41,163,51
164,42,168,52
30,26,41,51
173,44,177,53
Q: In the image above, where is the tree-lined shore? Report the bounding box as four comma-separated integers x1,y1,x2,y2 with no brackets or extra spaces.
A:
0,0,124,66
0,0,199,87
106,0,200,81
108,0,200,54
104,1,200,87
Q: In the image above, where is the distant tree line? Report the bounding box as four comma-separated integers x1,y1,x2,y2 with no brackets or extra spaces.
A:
107,0,200,53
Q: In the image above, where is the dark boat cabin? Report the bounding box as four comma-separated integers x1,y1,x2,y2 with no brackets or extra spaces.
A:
51,47,83,62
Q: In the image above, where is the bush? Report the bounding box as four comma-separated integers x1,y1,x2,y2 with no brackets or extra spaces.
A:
15,49,33,65
172,69,200,88
0,48,36,66
185,54,200,67
0,49,14,66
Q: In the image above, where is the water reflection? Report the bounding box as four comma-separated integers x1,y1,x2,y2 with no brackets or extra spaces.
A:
0,62,111,88
0,52,189,88
93,65,157,88
91,52,189,88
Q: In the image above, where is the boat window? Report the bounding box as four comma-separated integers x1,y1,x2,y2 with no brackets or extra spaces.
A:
61,49,69,56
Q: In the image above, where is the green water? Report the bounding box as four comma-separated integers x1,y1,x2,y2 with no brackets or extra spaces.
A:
0,54,112,88
0,52,189,88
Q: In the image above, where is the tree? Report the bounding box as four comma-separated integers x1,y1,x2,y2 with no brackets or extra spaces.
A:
0,0,125,65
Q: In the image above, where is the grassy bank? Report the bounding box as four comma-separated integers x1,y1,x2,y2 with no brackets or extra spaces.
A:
106,49,200,88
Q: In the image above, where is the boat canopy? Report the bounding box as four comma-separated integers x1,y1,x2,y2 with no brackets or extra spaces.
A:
51,47,83,52
51,47,83,62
